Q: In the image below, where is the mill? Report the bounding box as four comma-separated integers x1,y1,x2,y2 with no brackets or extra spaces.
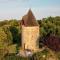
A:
21,9,39,52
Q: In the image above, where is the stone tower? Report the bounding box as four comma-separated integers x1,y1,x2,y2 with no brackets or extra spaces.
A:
21,9,39,52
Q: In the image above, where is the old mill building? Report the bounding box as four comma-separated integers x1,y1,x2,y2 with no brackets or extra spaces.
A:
21,9,39,52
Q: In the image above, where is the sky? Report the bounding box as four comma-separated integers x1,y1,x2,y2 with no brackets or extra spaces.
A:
0,0,60,20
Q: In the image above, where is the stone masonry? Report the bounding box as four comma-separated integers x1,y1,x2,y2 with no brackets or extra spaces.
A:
21,9,39,52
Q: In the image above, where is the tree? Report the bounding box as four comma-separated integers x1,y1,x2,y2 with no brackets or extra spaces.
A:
9,26,21,46
0,27,8,59
9,19,19,26
2,25,13,45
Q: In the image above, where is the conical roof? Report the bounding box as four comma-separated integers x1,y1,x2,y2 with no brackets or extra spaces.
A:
21,9,39,26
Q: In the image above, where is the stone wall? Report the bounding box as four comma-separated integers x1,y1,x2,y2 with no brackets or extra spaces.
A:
22,25,39,52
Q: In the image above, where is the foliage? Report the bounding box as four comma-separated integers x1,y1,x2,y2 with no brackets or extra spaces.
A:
8,19,19,26
0,27,9,59
32,49,49,60
0,27,8,47
38,16,60,37
2,25,13,45
7,44,17,54
5,54,30,60
0,16,60,59
9,26,21,46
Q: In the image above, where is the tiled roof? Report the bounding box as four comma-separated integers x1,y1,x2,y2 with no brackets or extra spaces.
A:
21,9,39,26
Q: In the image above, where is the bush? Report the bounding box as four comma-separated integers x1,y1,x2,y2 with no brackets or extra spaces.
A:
32,49,49,60
5,53,30,60
7,44,17,54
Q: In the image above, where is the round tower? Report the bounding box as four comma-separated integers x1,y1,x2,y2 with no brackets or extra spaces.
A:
21,9,39,52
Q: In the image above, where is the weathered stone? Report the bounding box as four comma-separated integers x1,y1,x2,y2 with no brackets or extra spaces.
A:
22,26,39,52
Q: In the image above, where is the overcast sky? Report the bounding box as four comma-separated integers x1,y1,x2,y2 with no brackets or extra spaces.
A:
0,0,60,20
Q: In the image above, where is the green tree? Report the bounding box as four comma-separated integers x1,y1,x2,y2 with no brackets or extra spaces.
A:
0,27,8,59
9,19,19,26
2,25,13,45
9,26,21,46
